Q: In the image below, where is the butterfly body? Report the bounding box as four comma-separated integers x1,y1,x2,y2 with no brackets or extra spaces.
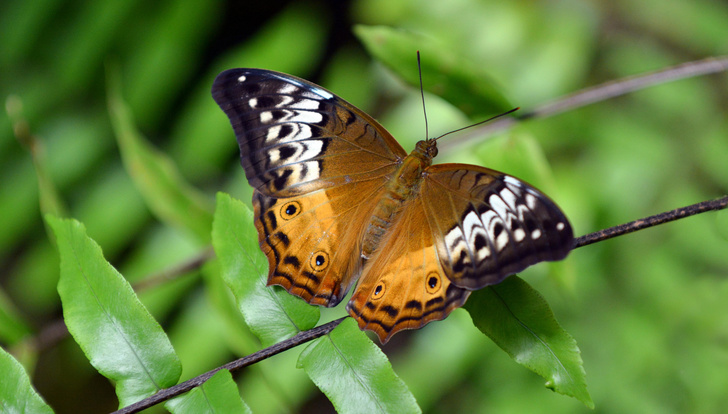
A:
212,68,574,343
361,140,434,260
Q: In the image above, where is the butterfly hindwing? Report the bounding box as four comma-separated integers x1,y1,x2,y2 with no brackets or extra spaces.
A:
347,197,471,343
421,164,574,289
254,177,388,307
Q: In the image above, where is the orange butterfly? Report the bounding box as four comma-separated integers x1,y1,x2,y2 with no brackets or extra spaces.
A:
212,69,573,343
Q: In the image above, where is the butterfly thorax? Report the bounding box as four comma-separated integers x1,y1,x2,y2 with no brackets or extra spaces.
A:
360,140,436,260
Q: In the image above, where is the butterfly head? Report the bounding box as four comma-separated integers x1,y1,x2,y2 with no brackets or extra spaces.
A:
415,139,439,160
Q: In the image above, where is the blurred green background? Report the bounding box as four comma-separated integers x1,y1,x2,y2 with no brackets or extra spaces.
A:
1,0,727,412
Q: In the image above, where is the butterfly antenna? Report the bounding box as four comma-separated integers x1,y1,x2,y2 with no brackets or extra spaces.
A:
417,51,430,141
433,107,520,142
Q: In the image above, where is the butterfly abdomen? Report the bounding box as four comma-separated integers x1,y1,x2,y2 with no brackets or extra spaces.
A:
361,142,435,260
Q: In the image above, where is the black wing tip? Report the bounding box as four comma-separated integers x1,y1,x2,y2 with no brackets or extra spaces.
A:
211,68,247,98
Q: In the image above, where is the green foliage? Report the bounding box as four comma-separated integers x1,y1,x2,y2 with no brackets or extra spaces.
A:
212,193,319,347
107,66,214,244
0,346,54,414
1,0,727,413
355,25,512,118
298,319,420,414
465,277,592,407
47,216,182,408
166,369,251,414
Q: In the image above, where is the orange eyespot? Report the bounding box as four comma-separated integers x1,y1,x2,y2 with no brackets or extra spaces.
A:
425,272,441,294
280,201,302,220
310,251,329,271
372,282,385,300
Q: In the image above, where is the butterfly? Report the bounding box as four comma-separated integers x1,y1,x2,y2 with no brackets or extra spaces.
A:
212,68,574,343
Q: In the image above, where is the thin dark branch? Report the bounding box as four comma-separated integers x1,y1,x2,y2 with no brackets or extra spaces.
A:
113,317,346,414
132,247,214,291
574,196,728,249
441,56,728,150
108,194,728,413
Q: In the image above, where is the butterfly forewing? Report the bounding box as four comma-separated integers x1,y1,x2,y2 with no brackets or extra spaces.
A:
212,69,407,197
421,164,574,289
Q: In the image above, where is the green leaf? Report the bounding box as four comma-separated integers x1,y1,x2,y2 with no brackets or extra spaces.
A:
47,215,182,408
464,276,593,408
0,346,54,414
212,193,319,347
298,318,420,414
165,369,251,414
106,67,214,243
354,25,512,118
21,118,68,219
0,288,32,345
123,0,220,128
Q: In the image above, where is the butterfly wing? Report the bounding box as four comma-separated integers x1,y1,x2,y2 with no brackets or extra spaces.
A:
212,69,407,197
212,69,407,306
421,164,574,289
253,177,387,306
347,163,572,342
347,196,471,343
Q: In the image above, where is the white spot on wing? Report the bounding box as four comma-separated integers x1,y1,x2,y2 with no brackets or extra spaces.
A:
531,229,542,239
289,98,321,110
481,210,509,252
271,161,321,189
299,161,320,181
268,72,335,100
461,211,481,241
266,125,282,142
513,228,526,242
287,110,323,124
489,194,510,219
444,226,471,267
556,222,565,231
298,140,324,161
476,244,490,261
268,140,324,166
445,227,465,251
237,75,246,82
503,176,521,186
260,111,273,124
265,123,313,143
494,227,509,251
249,98,258,108
275,96,294,107
292,124,312,140
499,188,519,210
278,83,298,94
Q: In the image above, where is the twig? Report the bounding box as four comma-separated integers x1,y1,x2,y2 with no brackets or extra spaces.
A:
574,196,728,249
131,247,214,291
441,56,728,150
112,195,728,414
112,317,346,414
